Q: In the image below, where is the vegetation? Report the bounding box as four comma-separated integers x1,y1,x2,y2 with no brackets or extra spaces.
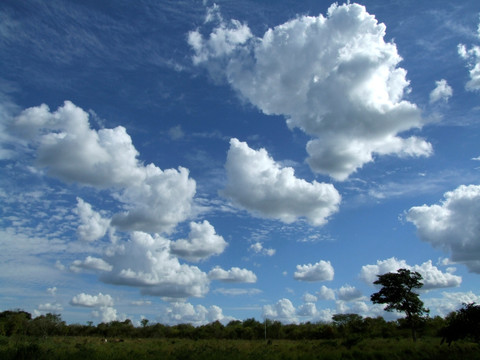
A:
371,268,429,341
1,303,479,359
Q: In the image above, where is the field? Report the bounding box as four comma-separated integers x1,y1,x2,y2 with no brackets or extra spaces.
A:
1,336,480,360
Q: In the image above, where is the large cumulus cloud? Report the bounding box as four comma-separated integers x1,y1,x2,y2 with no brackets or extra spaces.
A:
406,185,480,273
190,3,432,180
222,138,340,225
11,101,196,234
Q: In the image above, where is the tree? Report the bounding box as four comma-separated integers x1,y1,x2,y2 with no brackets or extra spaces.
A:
370,268,428,341
440,303,480,345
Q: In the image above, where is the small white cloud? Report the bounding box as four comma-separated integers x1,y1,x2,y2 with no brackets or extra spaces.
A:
302,292,318,303
337,285,363,301
158,302,234,326
294,260,334,282
168,125,184,140
249,242,276,256
47,287,57,296
74,198,110,242
208,266,257,283
70,256,113,273
458,36,480,91
263,298,298,324
429,79,453,103
38,302,63,312
170,220,227,262
70,292,114,307
317,285,336,300
213,288,262,296
222,138,341,226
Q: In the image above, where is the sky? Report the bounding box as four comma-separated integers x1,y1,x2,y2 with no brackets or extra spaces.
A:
1,0,480,326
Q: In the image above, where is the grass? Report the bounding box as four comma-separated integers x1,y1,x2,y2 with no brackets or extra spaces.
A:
1,336,479,360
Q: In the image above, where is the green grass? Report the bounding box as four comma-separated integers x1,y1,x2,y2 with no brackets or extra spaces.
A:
1,336,479,360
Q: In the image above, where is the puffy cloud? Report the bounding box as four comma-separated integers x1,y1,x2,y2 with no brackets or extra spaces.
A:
429,79,453,103
407,185,480,273
74,198,110,242
47,287,57,296
263,298,298,324
294,260,334,282
458,19,480,91
170,220,227,262
317,285,336,300
297,302,318,317
302,292,318,303
93,306,118,323
360,257,462,289
249,242,276,256
223,138,340,225
158,302,233,326
70,292,114,307
191,3,431,180
426,291,480,317
70,256,113,273
208,266,257,283
337,285,363,301
11,101,196,234
102,231,210,298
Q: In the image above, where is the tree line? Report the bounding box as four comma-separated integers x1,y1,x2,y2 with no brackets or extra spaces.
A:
1,269,478,344
0,305,478,344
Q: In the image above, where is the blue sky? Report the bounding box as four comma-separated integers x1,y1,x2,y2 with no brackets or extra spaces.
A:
1,0,480,325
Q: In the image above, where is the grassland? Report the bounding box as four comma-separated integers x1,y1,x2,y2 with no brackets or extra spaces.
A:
1,335,479,360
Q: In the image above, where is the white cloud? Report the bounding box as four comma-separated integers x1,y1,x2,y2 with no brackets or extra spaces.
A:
37,302,63,312
337,285,363,301
360,257,462,289
47,287,57,296
263,298,298,323
208,266,257,283
297,302,318,317
11,101,196,234
294,260,334,282
458,21,480,91
93,306,118,323
74,198,110,242
317,285,336,300
213,288,262,296
102,231,210,298
70,292,114,307
191,3,432,180
429,79,453,103
302,292,318,303
407,184,480,273
158,302,233,326
426,291,480,317
249,242,276,256
222,138,341,225
70,256,113,273
170,220,227,262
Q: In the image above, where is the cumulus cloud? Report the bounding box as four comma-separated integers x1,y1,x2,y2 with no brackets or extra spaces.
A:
70,256,113,273
11,101,196,234
426,291,480,317
37,302,63,312
294,260,334,282
337,285,363,301
302,292,318,303
102,231,210,298
158,302,233,325
190,3,432,180
263,298,298,323
93,306,118,323
223,138,341,225
407,184,480,273
170,220,227,262
458,19,480,91
208,266,257,283
249,242,276,256
317,285,336,300
74,198,110,242
360,257,462,289
429,79,453,103
70,292,114,307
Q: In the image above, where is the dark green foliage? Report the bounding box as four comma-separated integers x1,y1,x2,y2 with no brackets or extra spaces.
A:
371,268,429,341
440,302,480,345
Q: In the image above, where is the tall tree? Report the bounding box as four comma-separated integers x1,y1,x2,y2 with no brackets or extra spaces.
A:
370,268,428,341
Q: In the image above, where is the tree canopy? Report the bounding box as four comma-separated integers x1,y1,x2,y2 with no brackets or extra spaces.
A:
370,268,428,341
